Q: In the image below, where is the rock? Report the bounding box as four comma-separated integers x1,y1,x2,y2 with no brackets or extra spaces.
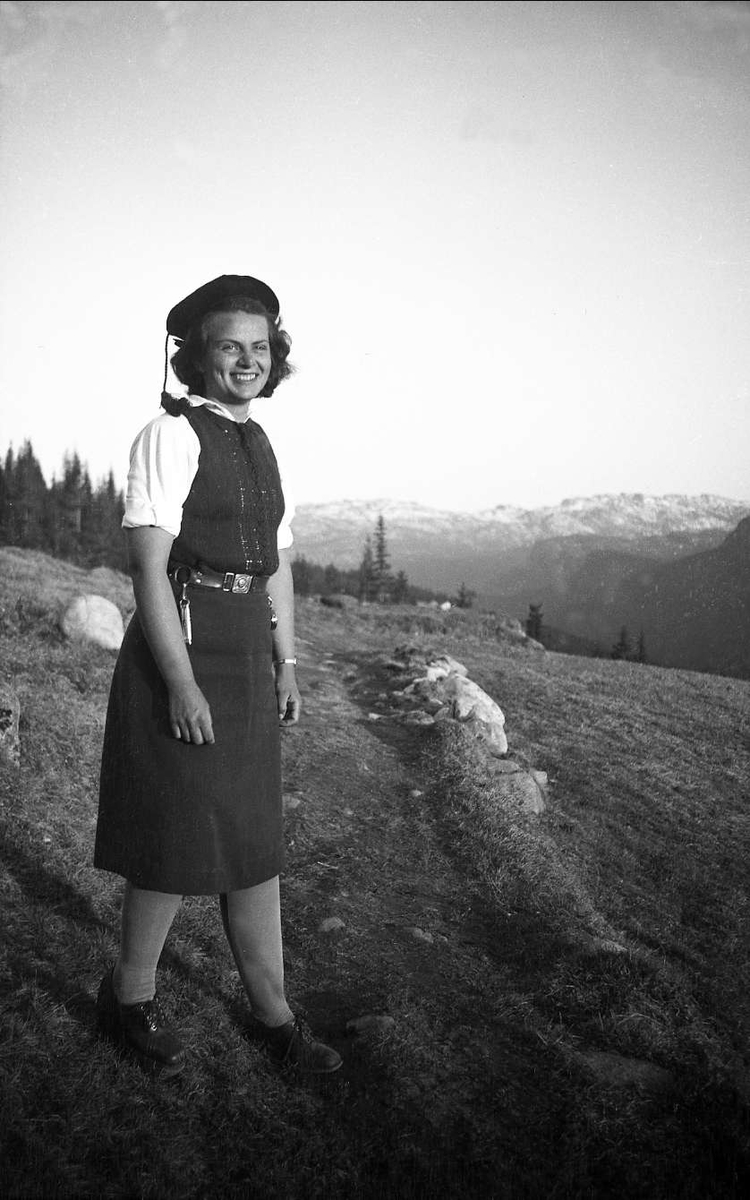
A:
59,594,124,651
282,793,302,812
346,1014,396,1036
409,789,424,799
428,655,468,677
594,939,628,954
441,675,508,756
410,926,434,944
319,916,345,934
488,758,525,775
500,617,524,636
423,664,450,683
529,768,549,798
403,711,436,727
0,684,21,767
575,1050,674,1096
498,770,547,815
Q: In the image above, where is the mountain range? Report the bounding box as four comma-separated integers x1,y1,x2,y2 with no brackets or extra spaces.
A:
292,493,750,678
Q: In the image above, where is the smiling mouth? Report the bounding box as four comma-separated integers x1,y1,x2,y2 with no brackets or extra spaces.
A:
232,373,259,383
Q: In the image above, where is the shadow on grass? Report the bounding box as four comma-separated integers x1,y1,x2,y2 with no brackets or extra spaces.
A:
0,824,111,1021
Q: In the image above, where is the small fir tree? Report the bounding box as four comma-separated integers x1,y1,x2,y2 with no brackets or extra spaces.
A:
611,626,631,661
292,555,313,596
373,514,391,601
358,536,375,603
635,628,648,664
455,582,476,609
392,569,410,604
526,603,544,642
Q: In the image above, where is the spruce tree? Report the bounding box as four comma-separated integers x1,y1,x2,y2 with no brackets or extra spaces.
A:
526,603,544,641
635,629,647,664
456,582,476,609
292,555,312,596
373,514,391,601
392,569,410,604
611,626,631,661
2,441,47,548
358,536,375,603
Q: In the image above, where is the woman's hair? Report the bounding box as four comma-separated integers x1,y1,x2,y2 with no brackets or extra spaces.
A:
168,296,293,401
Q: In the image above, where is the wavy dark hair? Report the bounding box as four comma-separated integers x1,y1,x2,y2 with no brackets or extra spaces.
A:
166,297,293,411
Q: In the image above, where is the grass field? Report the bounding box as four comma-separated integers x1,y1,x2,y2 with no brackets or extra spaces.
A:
1,547,749,1199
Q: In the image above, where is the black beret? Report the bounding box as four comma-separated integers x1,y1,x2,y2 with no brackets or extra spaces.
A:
166,274,281,339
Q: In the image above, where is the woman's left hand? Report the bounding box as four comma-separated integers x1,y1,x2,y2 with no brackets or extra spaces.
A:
275,665,301,725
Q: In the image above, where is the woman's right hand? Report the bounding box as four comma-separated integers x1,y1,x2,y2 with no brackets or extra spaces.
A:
168,681,215,745
125,527,216,746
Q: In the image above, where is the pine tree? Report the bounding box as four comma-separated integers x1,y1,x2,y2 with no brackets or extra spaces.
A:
323,563,341,594
611,626,631,661
392,569,410,604
635,628,648,664
358,536,375,603
455,582,476,609
2,441,48,548
526,603,544,641
373,514,391,601
292,555,313,596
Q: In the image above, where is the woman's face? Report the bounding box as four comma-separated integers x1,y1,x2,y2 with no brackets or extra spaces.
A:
199,310,272,407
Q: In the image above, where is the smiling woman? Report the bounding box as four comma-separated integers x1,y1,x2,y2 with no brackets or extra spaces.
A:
92,274,341,1079
169,288,295,405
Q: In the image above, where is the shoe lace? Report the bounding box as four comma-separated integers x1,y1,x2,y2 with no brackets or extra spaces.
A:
139,996,166,1032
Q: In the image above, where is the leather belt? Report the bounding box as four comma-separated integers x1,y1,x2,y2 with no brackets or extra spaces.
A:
168,564,269,595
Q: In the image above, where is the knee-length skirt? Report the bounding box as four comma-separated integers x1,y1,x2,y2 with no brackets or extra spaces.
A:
94,588,285,894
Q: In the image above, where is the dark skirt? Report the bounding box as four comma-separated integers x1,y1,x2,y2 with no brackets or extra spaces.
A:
94,589,284,894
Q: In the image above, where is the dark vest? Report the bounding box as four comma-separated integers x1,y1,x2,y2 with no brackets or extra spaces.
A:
170,405,284,576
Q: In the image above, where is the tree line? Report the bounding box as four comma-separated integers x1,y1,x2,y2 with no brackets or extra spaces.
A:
293,514,472,608
1,441,127,570
1,444,463,607
526,603,648,663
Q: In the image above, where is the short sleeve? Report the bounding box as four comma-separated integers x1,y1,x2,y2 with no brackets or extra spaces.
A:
122,413,200,537
277,477,295,550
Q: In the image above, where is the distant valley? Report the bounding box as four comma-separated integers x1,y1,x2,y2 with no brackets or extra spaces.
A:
292,493,750,679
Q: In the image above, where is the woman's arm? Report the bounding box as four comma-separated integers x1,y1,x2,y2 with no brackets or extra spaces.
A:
267,548,301,725
126,525,215,745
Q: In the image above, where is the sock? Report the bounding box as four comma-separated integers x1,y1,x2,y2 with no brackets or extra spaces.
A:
113,883,182,1006
113,962,157,1007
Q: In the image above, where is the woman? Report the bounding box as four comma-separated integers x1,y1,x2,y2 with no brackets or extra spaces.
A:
94,274,340,1076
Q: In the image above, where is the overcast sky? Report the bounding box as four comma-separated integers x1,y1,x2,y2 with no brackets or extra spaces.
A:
1,0,748,511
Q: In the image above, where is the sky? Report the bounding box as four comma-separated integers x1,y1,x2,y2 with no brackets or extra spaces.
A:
1,0,748,512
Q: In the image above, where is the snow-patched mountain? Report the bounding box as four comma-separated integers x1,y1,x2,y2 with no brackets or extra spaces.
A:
292,494,750,579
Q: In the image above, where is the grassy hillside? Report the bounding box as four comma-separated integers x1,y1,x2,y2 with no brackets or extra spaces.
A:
1,547,749,1199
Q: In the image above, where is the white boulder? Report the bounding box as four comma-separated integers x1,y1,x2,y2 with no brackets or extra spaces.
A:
440,674,508,757
59,594,124,651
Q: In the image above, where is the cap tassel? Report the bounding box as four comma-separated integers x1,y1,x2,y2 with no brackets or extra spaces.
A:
160,334,189,415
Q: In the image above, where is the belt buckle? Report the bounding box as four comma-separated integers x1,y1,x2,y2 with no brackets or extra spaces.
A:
232,573,253,594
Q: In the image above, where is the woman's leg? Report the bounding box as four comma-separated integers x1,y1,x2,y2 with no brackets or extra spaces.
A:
114,882,183,1004
220,876,292,1027
220,877,341,1073
97,882,186,1074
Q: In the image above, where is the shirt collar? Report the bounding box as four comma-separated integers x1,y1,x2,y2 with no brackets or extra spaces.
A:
187,393,253,424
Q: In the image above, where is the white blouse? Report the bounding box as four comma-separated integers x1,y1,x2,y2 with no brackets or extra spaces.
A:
122,395,294,550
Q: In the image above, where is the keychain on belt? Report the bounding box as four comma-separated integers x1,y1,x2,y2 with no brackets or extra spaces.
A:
173,566,193,645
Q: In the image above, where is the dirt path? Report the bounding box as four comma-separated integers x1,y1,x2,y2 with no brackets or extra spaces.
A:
274,612,569,1195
